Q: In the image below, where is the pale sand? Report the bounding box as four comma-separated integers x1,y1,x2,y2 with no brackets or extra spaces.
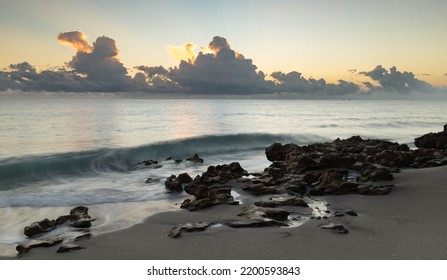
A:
9,165,447,260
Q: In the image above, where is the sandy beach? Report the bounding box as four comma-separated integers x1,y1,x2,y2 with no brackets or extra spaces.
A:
9,164,447,260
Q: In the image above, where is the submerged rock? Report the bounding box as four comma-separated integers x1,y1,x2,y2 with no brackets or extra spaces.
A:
16,237,64,257
186,154,204,163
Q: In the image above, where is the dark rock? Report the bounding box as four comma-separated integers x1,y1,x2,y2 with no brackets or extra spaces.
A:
320,153,356,168
167,225,183,238
74,232,92,241
370,168,394,181
24,218,57,238
414,125,447,149
168,222,213,238
183,222,213,232
237,206,289,221
178,173,193,184
254,197,309,208
175,159,183,163
142,159,158,166
57,243,86,253
71,218,92,228
226,219,288,228
344,210,358,216
243,184,281,195
320,223,349,234
165,175,183,192
186,154,204,163
145,177,160,184
358,184,393,195
69,206,90,220
16,237,64,256
265,143,297,162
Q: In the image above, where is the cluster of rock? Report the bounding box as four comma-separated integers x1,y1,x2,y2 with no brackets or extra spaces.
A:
17,206,93,256
166,162,247,211
164,125,447,237
140,154,204,170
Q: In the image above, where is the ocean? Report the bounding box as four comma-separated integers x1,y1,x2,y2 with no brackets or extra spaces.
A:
0,97,446,256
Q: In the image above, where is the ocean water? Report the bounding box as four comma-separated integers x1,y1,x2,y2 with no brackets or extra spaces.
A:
0,97,446,256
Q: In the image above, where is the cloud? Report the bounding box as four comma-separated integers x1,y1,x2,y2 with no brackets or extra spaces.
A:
133,65,181,93
270,71,360,95
360,65,434,93
1,32,445,98
56,31,93,53
168,36,273,94
166,43,197,63
64,34,136,92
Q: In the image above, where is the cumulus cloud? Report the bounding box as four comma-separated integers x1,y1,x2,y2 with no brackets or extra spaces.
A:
270,71,360,95
360,65,434,93
65,35,136,92
133,65,181,93
168,36,273,94
1,32,445,98
56,31,93,53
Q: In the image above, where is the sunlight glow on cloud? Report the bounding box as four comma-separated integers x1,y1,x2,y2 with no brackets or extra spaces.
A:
166,43,197,63
56,31,93,53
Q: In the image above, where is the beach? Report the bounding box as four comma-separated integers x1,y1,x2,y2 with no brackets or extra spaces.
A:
11,164,447,260
1,99,446,260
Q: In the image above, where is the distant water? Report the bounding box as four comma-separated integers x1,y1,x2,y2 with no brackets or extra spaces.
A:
0,97,445,256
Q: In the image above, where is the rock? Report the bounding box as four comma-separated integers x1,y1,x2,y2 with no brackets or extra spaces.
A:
165,175,183,192
226,219,288,228
74,232,92,241
320,223,349,234
57,243,86,253
167,225,183,238
24,218,56,238
242,184,281,195
141,159,158,166
254,197,309,208
16,237,64,256
178,173,193,184
183,222,213,232
414,125,447,149
145,177,160,184
69,206,90,220
186,154,204,163
168,222,213,238
370,168,394,181
357,184,393,195
320,153,356,168
237,206,289,221
344,210,358,216
71,218,92,228
265,143,297,162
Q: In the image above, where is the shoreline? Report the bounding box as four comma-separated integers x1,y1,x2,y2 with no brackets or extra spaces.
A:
7,164,447,260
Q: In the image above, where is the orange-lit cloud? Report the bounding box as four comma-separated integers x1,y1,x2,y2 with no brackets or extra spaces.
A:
166,43,196,63
56,31,93,53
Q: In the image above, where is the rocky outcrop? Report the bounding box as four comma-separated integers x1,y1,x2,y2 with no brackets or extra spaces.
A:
25,206,92,238
18,206,93,257
186,154,204,163
414,124,447,150
176,162,248,211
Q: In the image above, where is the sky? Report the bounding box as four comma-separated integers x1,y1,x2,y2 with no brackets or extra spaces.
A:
0,0,446,95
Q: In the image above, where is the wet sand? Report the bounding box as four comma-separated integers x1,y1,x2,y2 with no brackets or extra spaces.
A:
9,165,447,260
